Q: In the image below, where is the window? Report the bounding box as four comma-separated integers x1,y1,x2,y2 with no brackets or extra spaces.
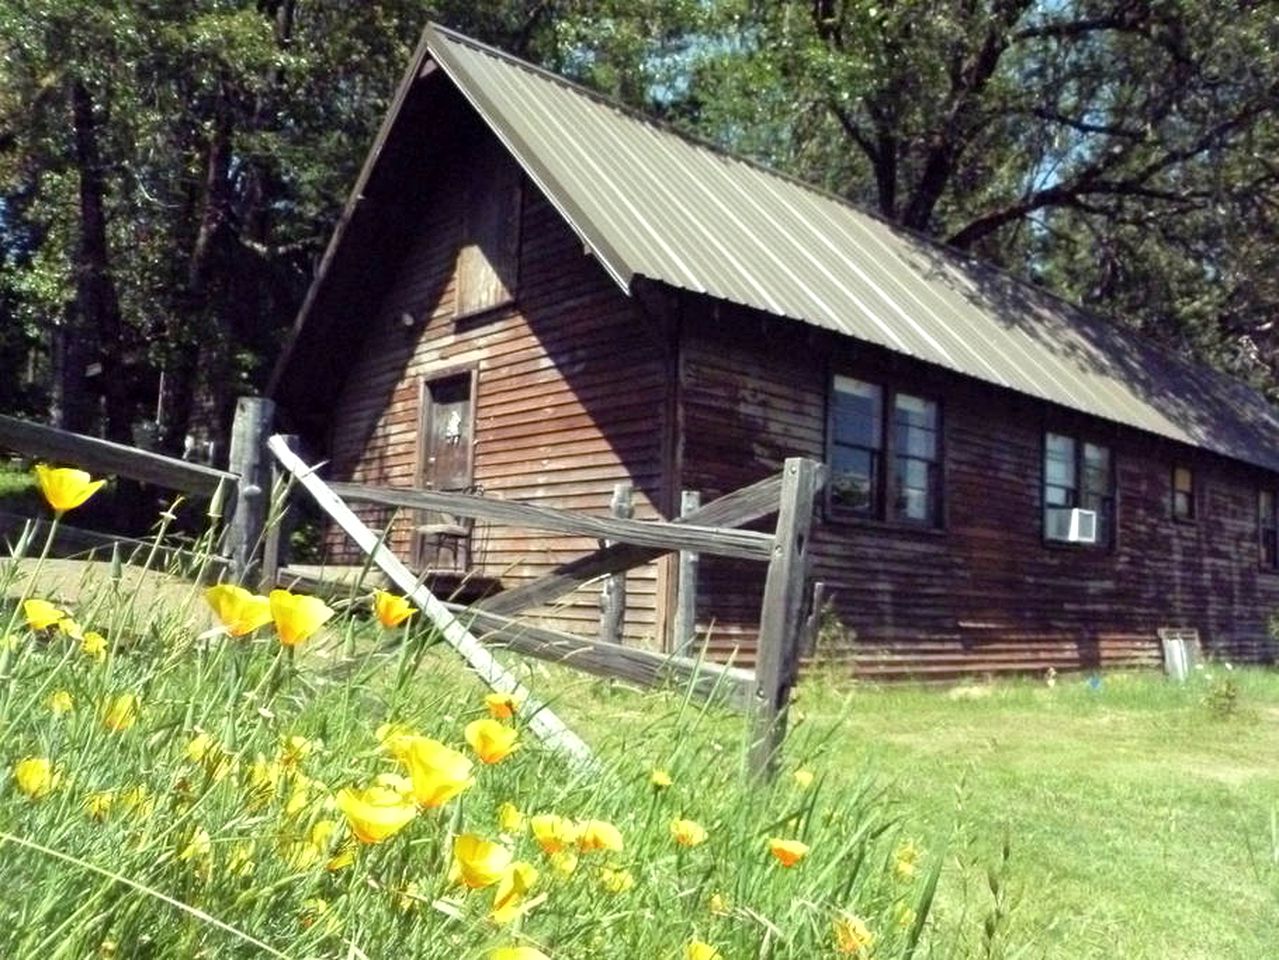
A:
1260,490,1277,570
829,375,941,526
1172,466,1195,520
455,143,521,318
1043,432,1114,546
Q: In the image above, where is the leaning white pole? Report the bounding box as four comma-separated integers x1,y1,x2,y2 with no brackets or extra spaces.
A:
267,434,592,766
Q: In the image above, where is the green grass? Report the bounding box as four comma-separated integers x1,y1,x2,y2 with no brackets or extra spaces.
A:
2,498,1276,959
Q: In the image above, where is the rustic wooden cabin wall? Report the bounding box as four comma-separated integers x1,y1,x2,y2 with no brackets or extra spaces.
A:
677,299,1279,677
324,117,674,644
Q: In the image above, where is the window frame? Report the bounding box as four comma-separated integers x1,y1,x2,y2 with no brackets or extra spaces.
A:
1171,464,1196,522
1041,429,1116,550
1259,489,1278,572
826,373,945,530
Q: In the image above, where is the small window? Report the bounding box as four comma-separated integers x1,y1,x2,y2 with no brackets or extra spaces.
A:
1259,490,1278,570
892,392,940,524
1043,432,1113,546
1172,466,1195,520
829,376,941,526
829,375,882,516
455,144,521,318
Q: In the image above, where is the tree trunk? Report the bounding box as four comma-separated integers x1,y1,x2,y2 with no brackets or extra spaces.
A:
70,80,131,444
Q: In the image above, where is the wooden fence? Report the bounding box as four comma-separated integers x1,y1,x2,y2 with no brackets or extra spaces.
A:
270,434,825,776
0,402,274,581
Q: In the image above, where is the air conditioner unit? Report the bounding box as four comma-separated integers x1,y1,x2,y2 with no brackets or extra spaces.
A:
1045,507,1097,543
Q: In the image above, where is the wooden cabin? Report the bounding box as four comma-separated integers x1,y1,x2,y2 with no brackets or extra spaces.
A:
269,24,1279,678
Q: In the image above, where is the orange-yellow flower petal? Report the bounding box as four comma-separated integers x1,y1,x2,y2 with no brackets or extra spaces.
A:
80,630,107,661
401,737,474,808
833,912,875,955
498,801,525,833
13,757,54,798
491,860,540,923
485,690,524,719
269,589,334,647
489,948,550,960
465,718,519,764
372,590,416,628
685,941,723,960
530,814,579,854
335,783,418,844
577,819,624,853
452,834,512,889
23,598,68,631
103,693,139,732
768,837,809,867
670,818,708,847
204,584,273,637
48,689,74,714
650,768,673,789
35,464,106,513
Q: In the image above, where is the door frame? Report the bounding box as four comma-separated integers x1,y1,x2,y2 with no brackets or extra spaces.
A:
413,362,480,569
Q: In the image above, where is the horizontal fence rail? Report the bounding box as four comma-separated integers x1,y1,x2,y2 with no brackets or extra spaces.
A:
329,481,775,561
0,414,237,497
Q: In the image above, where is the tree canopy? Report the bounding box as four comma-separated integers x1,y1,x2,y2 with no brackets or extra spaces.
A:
1,0,1275,454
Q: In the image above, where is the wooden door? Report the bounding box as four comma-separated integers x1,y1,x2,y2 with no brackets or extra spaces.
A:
414,370,476,571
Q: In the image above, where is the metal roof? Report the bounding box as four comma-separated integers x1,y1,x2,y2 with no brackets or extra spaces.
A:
419,24,1279,473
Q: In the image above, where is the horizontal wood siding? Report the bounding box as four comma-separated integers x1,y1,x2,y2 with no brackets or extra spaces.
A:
679,302,1279,677
324,120,670,644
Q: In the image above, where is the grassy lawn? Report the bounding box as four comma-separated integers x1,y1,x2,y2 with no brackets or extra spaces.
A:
528,662,1279,960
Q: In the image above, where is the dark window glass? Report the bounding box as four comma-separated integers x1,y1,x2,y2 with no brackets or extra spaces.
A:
1173,466,1195,520
1260,490,1277,569
830,376,882,515
1081,442,1114,546
893,392,940,524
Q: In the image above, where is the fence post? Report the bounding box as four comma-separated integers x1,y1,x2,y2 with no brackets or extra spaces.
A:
750,457,823,778
672,489,701,654
258,434,296,591
599,481,633,645
226,396,275,584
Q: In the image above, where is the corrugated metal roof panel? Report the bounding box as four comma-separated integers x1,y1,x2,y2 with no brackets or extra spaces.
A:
425,24,1279,473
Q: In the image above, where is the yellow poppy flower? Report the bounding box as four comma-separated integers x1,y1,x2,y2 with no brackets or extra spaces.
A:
120,784,155,818
894,901,917,929
48,689,74,714
768,837,809,867
278,734,315,767
894,839,923,881
35,464,106,513
685,941,723,960
650,768,673,789
793,768,815,789
485,690,524,719
373,590,416,628
13,757,54,798
204,584,273,637
84,790,115,821
576,819,624,853
599,866,634,894
80,631,107,661
103,693,139,732
489,948,550,960
23,598,68,631
708,892,730,915
833,911,874,955
401,737,474,808
269,589,335,647
377,722,419,760
530,813,579,854
491,860,540,923
452,834,512,889
497,801,525,833
335,782,418,843
245,754,282,808
57,617,83,640
178,825,212,862
465,718,519,764
670,818,708,847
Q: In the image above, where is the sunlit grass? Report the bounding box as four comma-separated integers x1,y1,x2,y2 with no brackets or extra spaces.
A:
0,507,939,960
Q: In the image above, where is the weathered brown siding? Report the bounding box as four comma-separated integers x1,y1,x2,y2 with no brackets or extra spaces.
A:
324,121,672,643
678,302,1279,677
